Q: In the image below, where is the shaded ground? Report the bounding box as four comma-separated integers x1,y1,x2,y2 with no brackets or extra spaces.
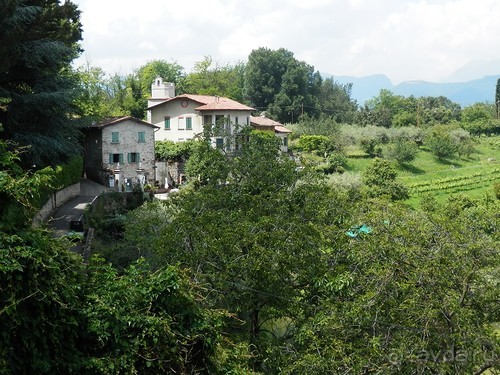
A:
48,179,108,236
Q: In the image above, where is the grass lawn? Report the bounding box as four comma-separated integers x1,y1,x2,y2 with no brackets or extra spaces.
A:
342,136,500,207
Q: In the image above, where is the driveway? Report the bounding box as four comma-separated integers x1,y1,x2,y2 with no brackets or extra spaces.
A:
48,179,107,236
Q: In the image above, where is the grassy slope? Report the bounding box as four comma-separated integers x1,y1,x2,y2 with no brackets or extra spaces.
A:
344,136,500,207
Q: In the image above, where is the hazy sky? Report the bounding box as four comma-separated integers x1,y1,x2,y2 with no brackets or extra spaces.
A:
72,0,500,84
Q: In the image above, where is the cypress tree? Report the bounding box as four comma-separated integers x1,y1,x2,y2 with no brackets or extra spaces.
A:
495,78,500,119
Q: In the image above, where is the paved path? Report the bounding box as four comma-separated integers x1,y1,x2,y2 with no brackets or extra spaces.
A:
48,179,108,236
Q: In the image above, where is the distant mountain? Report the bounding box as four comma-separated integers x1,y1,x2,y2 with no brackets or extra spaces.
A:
443,59,500,82
328,74,393,104
325,73,500,107
394,75,500,106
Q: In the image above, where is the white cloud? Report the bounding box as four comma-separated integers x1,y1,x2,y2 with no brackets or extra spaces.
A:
73,0,500,83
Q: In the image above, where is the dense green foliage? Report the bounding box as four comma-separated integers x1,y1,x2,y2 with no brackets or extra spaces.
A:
360,90,461,128
113,132,499,373
2,3,500,372
1,139,252,374
0,139,54,230
385,136,419,164
155,139,197,162
244,47,356,123
277,198,499,373
362,157,409,200
82,258,247,374
75,60,186,120
0,0,83,167
184,56,246,102
0,229,85,374
36,155,83,208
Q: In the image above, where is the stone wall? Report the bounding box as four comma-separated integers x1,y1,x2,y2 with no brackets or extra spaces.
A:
33,182,81,227
155,161,185,188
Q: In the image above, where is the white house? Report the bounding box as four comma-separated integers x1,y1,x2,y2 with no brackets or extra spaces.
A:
83,116,159,190
147,78,255,150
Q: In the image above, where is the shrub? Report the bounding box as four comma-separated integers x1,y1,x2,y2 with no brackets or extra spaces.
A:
359,137,382,157
326,152,347,173
494,182,500,199
425,126,457,159
362,158,409,201
385,138,419,164
155,139,196,162
296,135,330,155
36,155,83,208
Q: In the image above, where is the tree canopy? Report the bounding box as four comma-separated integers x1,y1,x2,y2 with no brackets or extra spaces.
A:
0,0,83,167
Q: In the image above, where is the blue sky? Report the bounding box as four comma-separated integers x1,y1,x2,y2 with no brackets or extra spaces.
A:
72,0,500,84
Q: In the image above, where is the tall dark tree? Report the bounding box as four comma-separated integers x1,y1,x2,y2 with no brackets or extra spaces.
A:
244,47,322,123
496,78,500,119
0,0,83,168
319,77,358,123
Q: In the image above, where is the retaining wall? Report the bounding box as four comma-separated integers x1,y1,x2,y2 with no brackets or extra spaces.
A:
33,182,81,227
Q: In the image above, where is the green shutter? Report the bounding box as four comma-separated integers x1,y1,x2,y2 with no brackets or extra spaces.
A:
119,153,124,163
127,153,131,163
186,117,192,130
164,118,170,130
112,132,119,143
138,131,145,142
109,153,113,163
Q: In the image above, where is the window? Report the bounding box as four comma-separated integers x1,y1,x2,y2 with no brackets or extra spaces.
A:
235,116,239,124
186,117,192,130
215,115,225,135
215,138,224,149
178,117,185,130
164,117,170,130
283,137,288,147
138,131,145,142
111,132,119,143
109,153,123,163
246,116,250,125
203,115,212,133
203,115,212,126
128,152,140,163
215,115,224,127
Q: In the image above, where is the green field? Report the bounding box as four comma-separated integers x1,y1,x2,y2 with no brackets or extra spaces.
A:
344,136,500,206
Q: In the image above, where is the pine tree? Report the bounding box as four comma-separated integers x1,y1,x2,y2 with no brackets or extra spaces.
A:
0,0,83,168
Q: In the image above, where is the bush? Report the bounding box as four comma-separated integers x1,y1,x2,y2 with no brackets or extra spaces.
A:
494,182,500,199
155,139,196,162
326,152,347,173
425,126,458,159
385,138,419,164
295,135,330,155
359,137,382,157
36,155,83,208
362,158,409,201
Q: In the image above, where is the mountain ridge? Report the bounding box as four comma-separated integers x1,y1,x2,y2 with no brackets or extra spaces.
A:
326,73,500,107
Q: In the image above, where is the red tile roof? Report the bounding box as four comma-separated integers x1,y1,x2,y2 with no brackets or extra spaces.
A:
275,125,292,134
91,116,159,129
250,115,282,127
180,94,255,111
147,94,255,111
250,115,291,133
